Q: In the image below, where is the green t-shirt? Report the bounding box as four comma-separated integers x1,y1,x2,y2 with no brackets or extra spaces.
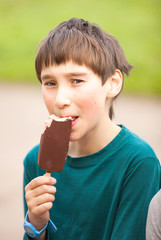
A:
23,125,160,240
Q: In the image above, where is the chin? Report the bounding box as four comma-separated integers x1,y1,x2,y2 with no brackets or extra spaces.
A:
69,132,82,142
69,137,79,142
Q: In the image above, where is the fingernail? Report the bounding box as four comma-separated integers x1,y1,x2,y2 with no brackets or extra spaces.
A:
51,178,56,184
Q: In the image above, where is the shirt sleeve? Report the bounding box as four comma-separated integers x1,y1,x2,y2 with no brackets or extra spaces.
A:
23,233,35,240
23,231,49,240
111,156,160,240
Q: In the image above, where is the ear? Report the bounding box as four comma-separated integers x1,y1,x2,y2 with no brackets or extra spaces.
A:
105,69,123,98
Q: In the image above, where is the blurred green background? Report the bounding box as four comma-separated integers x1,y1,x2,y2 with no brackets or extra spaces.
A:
0,0,160,95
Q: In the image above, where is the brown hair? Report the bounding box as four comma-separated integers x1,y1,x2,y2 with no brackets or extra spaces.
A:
35,17,133,119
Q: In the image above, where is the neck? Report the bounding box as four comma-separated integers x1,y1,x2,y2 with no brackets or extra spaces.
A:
68,120,121,158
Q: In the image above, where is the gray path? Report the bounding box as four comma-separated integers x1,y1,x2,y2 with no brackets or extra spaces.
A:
0,83,160,239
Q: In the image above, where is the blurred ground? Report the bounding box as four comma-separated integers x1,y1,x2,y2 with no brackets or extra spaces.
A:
0,83,161,239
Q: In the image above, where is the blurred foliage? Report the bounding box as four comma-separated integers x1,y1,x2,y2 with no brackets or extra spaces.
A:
0,0,160,95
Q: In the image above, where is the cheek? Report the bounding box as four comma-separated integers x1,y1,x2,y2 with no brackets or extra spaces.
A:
42,90,54,113
78,93,103,118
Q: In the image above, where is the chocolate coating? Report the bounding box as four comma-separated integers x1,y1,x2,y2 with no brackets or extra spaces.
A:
38,118,72,172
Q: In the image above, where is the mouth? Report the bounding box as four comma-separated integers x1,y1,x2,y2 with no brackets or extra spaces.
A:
71,116,79,127
54,115,79,127
71,116,78,121
60,115,78,121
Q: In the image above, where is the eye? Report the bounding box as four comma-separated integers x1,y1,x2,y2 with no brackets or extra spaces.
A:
44,81,56,86
72,79,83,84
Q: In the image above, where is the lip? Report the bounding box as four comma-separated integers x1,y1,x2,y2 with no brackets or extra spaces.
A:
71,116,79,127
56,115,79,127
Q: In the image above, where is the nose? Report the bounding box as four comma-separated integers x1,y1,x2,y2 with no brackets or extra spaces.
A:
54,86,71,109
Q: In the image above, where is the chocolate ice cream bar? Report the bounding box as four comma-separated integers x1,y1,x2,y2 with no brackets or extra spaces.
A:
38,115,72,173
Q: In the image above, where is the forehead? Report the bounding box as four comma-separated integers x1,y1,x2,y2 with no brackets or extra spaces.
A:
41,61,95,80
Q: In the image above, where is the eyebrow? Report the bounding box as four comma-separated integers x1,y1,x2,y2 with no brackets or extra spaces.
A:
41,72,89,80
41,74,54,80
65,72,89,78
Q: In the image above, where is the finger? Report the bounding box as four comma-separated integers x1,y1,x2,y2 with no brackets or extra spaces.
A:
32,202,53,216
25,176,56,192
26,185,56,200
35,185,56,197
28,193,55,214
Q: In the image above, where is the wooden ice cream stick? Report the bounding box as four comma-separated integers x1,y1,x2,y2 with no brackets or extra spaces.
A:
45,171,51,177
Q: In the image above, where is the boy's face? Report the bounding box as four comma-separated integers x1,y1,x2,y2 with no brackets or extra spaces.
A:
41,61,110,142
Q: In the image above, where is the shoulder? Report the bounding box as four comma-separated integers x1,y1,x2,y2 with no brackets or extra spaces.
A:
146,190,161,239
147,190,161,228
23,144,39,169
23,144,44,181
149,190,161,210
122,125,158,159
118,126,160,178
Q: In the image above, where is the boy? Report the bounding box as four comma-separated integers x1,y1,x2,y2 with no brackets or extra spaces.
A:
23,18,160,240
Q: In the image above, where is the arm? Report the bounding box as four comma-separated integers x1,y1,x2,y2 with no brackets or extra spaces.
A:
23,151,56,240
111,157,160,240
25,175,56,240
